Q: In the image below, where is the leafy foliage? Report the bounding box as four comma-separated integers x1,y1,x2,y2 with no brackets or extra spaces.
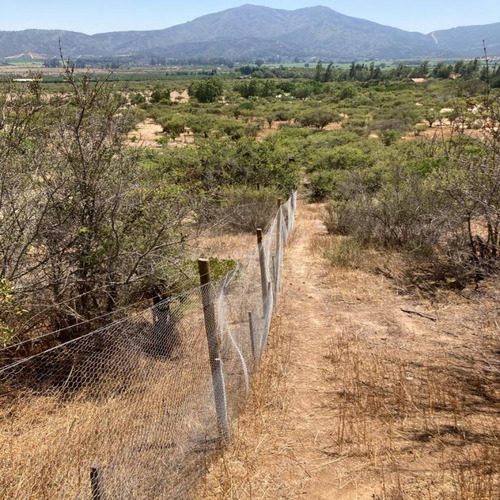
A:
188,77,224,103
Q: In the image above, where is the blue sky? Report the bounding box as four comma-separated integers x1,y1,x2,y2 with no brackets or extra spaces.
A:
1,1,500,35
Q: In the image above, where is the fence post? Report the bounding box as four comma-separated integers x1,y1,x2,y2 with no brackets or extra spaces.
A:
276,198,282,257
248,311,257,367
275,199,283,295
290,190,296,231
198,258,231,445
90,464,105,500
261,281,274,350
256,228,268,315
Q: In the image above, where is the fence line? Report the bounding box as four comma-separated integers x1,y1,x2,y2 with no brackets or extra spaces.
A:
0,191,298,500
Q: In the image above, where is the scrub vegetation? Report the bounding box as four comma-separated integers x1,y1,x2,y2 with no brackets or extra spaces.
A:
1,55,500,498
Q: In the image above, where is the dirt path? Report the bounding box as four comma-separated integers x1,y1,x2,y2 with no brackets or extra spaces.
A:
266,202,343,499
201,200,500,500
201,201,347,498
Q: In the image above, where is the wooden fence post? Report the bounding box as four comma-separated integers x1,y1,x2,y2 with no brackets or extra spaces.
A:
198,258,231,445
90,464,105,500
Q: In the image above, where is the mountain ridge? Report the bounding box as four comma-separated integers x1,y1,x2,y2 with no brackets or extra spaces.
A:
0,4,499,61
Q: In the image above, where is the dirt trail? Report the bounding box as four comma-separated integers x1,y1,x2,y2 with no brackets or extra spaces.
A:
201,200,500,500
202,201,351,498
269,202,343,499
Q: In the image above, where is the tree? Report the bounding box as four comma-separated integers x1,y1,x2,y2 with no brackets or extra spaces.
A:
314,60,324,82
0,66,191,341
433,62,453,79
412,61,429,78
188,77,224,103
150,85,171,104
323,62,333,82
423,108,438,127
298,108,341,129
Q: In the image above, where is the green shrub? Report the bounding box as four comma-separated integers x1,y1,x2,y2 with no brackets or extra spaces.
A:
324,237,363,268
219,186,281,233
308,170,348,201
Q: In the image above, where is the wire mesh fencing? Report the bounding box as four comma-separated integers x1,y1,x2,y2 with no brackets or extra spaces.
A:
0,191,297,500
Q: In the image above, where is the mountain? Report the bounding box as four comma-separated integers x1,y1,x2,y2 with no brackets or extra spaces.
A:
0,5,499,61
431,22,500,57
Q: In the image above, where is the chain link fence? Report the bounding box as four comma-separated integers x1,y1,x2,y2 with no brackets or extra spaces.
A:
0,191,297,500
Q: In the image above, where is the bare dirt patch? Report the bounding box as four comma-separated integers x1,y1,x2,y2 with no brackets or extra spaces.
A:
126,118,164,148
126,119,195,149
170,90,190,103
256,120,289,142
403,124,487,141
323,122,343,131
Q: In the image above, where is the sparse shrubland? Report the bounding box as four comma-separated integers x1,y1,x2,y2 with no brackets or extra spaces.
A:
3,56,500,500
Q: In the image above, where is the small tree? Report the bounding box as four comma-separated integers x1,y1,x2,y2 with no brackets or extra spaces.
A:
298,108,341,129
423,108,438,128
150,85,171,104
0,65,191,341
188,77,224,103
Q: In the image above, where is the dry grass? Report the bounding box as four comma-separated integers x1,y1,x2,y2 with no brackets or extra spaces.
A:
0,204,287,500
198,311,294,499
325,312,500,499
310,227,500,499
0,313,219,499
0,291,238,500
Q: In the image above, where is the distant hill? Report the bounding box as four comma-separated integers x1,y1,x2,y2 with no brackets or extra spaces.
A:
0,4,499,61
431,22,500,57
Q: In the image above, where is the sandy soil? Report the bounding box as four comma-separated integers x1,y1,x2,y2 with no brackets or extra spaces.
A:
170,90,190,103
126,118,164,148
126,119,194,148
256,120,289,141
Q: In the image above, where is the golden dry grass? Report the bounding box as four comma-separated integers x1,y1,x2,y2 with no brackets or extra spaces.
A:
198,313,293,500
1,217,279,499
0,305,220,500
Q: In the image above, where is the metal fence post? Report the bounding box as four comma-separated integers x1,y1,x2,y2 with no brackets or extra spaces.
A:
276,199,282,259
248,311,257,367
261,281,274,351
275,199,283,296
90,464,105,500
198,258,231,445
256,228,268,315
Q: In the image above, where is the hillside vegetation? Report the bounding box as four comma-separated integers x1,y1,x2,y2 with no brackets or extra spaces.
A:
2,58,500,350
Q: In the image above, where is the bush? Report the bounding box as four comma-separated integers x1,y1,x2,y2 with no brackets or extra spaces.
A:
324,237,364,268
297,108,341,129
308,170,348,201
150,86,171,104
189,77,224,103
324,170,444,253
219,186,281,233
